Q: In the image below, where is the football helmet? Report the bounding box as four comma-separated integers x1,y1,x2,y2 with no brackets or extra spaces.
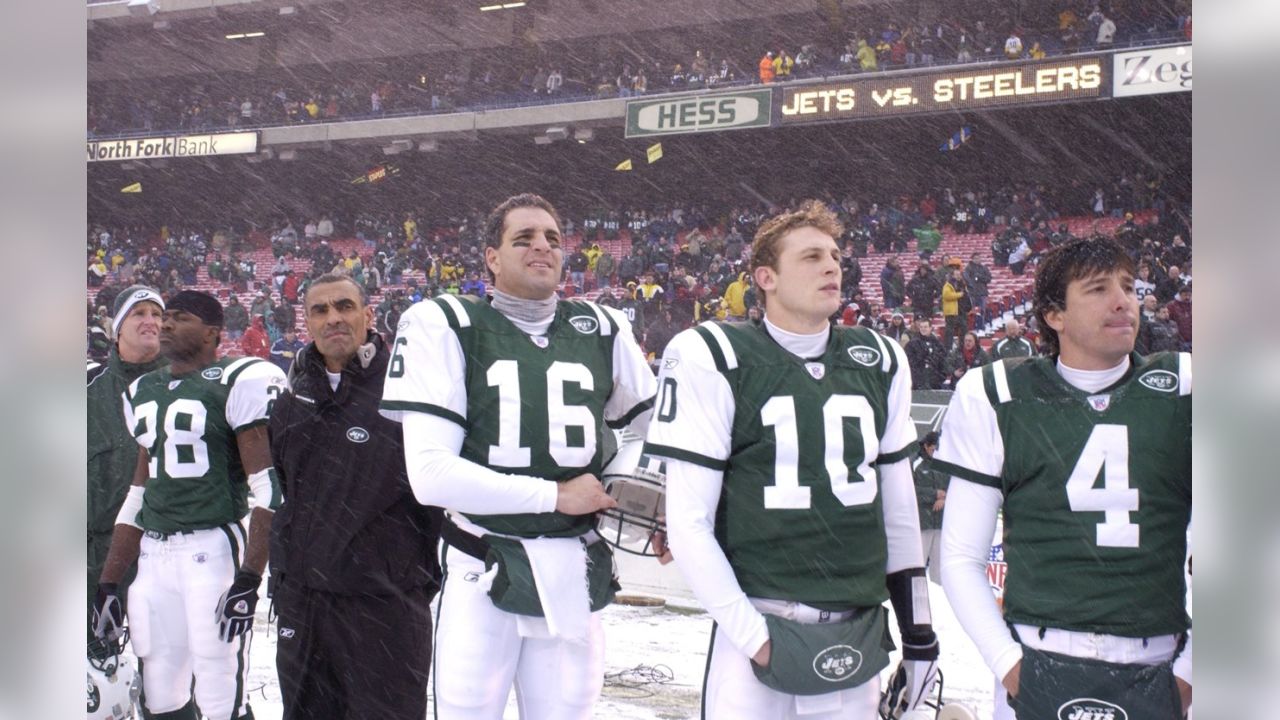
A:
597,436,667,556
88,634,139,720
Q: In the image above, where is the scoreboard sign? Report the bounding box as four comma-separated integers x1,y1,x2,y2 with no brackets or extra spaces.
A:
776,57,1107,124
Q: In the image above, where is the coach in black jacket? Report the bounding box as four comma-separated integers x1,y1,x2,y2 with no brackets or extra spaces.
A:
268,273,442,720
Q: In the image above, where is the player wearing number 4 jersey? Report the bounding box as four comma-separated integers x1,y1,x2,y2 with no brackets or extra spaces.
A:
934,238,1192,720
380,194,656,720
94,291,287,720
645,201,957,720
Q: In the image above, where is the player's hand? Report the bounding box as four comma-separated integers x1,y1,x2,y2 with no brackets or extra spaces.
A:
881,658,940,718
651,529,674,565
216,570,262,642
1002,660,1021,698
92,583,125,644
751,639,771,668
1176,677,1191,715
555,474,617,515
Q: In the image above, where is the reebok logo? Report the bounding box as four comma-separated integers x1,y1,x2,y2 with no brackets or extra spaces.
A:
1058,698,1128,720
279,627,296,639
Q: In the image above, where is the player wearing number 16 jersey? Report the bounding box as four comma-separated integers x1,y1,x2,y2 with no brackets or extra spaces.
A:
380,194,655,720
94,291,287,720
644,202,942,720
934,238,1192,720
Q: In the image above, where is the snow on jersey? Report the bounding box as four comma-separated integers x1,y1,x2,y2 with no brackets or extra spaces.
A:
644,322,916,606
380,294,656,538
932,352,1192,637
123,357,286,533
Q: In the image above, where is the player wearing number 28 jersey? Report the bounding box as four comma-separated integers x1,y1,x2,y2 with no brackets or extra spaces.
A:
94,290,286,720
934,238,1192,720
380,194,655,720
644,202,941,720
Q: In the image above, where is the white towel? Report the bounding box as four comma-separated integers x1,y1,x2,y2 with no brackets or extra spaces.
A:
519,536,590,643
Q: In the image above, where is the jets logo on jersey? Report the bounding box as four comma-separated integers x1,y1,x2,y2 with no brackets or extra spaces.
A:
1137,369,1177,392
531,336,549,348
805,362,826,380
847,346,881,367
1057,698,1127,720
569,315,599,334
813,644,862,681
201,367,224,380
1087,394,1111,412
346,427,370,443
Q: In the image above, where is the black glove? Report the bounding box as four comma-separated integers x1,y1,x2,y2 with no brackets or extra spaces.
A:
216,570,262,642
92,583,125,644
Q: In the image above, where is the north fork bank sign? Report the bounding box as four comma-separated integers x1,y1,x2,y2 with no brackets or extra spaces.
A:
87,131,259,162
625,89,773,138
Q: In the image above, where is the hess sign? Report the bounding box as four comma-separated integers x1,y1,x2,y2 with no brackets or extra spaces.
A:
777,57,1106,124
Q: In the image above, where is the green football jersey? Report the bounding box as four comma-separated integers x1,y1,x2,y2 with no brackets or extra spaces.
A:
644,322,917,606
380,294,656,538
932,353,1192,637
124,357,286,533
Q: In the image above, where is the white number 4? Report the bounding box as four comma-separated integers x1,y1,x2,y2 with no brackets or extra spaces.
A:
1065,424,1139,548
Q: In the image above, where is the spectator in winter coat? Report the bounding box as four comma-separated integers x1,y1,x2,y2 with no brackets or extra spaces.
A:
1165,284,1192,349
224,295,249,341
944,331,991,386
880,256,905,310
241,315,271,359
905,316,947,390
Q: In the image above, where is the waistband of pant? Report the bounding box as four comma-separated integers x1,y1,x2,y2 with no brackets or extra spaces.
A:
441,516,603,562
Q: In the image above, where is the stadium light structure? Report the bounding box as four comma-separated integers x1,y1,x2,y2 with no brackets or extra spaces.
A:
545,126,568,141
480,2,526,10
226,31,266,39
574,128,594,143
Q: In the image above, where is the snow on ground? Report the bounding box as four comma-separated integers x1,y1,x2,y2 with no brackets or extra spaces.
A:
232,569,996,719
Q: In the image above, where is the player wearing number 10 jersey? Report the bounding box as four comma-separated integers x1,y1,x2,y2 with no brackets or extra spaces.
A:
934,238,1192,720
94,291,286,720
380,194,655,720
644,202,942,720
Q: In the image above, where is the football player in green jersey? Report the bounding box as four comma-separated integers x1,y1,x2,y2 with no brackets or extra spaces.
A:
644,201,944,720
93,291,287,720
934,237,1192,720
380,194,656,720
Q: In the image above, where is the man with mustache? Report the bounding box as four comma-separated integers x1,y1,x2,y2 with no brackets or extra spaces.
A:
269,274,442,719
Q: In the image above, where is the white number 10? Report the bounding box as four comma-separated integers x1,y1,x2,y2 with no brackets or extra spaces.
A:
760,394,879,510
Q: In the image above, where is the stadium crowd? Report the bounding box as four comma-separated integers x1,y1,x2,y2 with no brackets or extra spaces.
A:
88,1,1191,137
88,170,1192,392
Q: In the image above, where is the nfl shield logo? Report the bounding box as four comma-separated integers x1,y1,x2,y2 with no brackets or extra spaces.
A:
804,363,825,380
1087,394,1111,412
530,336,549,348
